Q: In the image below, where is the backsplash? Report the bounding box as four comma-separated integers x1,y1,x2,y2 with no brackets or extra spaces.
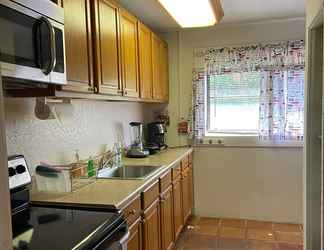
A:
4,98,155,171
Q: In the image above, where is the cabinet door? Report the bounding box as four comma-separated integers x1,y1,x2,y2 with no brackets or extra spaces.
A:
127,218,142,250
152,33,163,100
138,22,153,100
63,0,93,93
160,185,174,250
160,41,169,102
188,164,194,213
173,177,183,240
93,0,122,95
182,169,191,223
120,10,139,97
143,199,161,250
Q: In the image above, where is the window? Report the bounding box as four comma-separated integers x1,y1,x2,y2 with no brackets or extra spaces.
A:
207,72,261,134
205,69,304,139
193,40,305,142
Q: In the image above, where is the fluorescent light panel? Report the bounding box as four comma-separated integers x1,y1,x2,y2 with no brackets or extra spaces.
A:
158,0,219,28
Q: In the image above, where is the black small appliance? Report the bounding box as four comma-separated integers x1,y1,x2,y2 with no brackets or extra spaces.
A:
8,155,129,250
146,122,167,154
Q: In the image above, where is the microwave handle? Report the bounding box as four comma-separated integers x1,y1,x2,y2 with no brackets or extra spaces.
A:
37,17,56,75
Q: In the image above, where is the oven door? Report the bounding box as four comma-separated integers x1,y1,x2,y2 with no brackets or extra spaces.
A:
0,0,66,85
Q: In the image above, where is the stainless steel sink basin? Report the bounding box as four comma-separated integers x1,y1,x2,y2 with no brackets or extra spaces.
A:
97,165,162,180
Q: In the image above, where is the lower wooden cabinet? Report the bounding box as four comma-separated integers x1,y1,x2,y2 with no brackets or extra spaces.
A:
123,153,193,250
143,199,161,250
181,168,191,223
160,185,174,250
188,164,194,214
127,217,142,250
173,176,183,240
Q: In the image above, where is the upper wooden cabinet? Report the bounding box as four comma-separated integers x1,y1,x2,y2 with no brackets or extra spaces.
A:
152,34,169,102
152,33,163,101
138,22,153,100
62,0,94,93
61,0,169,102
160,41,169,102
120,10,139,98
92,0,122,95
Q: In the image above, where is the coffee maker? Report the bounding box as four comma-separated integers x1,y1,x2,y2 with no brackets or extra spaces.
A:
146,122,167,153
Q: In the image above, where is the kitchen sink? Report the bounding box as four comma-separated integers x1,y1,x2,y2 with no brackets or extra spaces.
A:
97,165,162,180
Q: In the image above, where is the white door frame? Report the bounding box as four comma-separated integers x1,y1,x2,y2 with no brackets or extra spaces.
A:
305,7,324,250
0,72,12,249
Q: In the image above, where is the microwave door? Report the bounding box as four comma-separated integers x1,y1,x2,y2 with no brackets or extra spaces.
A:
49,22,66,85
34,17,56,76
0,1,50,83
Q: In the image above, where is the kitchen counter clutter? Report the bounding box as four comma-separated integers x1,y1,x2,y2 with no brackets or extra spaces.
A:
31,147,193,210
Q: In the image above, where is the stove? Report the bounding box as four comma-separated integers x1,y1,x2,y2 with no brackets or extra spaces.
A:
8,155,129,250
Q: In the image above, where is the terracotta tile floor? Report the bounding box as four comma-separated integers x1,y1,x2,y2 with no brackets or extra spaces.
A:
174,217,303,250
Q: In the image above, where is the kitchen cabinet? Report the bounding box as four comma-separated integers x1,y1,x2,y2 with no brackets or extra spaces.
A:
92,0,122,95
127,218,142,250
138,22,153,100
160,41,169,102
62,0,94,93
120,9,139,97
172,175,183,240
123,196,142,250
152,33,169,102
181,168,191,223
143,199,161,250
152,33,163,101
160,185,174,250
188,155,194,215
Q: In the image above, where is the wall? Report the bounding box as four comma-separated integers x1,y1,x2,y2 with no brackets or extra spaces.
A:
162,18,305,223
4,98,155,171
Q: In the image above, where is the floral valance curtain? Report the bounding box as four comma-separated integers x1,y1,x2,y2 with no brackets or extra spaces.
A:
193,40,305,140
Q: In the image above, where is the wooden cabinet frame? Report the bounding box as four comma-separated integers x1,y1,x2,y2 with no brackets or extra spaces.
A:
119,9,140,97
62,0,94,93
92,0,123,95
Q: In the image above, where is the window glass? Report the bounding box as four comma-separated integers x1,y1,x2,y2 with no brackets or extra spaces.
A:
207,72,262,133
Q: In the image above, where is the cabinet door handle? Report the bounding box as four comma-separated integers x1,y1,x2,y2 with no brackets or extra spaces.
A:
127,209,136,216
124,90,128,95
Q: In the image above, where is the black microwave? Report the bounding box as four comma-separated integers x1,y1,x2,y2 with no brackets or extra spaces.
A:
0,0,66,85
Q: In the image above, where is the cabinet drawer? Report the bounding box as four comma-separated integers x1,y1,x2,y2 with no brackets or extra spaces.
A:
123,196,141,226
172,164,181,181
142,181,160,210
181,156,189,172
159,170,172,193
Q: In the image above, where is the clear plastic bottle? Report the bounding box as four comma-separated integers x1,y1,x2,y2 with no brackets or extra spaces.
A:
113,143,119,167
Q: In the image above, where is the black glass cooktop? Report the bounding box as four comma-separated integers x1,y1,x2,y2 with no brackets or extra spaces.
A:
12,206,123,250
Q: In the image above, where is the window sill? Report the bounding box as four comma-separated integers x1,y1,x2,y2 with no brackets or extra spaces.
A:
195,135,304,148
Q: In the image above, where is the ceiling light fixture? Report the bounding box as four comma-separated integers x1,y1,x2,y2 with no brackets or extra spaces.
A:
157,0,224,28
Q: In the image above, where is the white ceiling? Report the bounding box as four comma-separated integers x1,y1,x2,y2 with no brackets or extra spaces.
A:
116,0,306,31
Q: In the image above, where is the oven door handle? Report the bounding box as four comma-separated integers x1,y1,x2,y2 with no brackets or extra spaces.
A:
37,17,56,75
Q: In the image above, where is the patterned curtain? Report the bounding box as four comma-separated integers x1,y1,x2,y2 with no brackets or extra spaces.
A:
192,40,305,140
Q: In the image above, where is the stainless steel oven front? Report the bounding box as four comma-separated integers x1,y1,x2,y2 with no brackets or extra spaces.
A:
0,0,66,85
